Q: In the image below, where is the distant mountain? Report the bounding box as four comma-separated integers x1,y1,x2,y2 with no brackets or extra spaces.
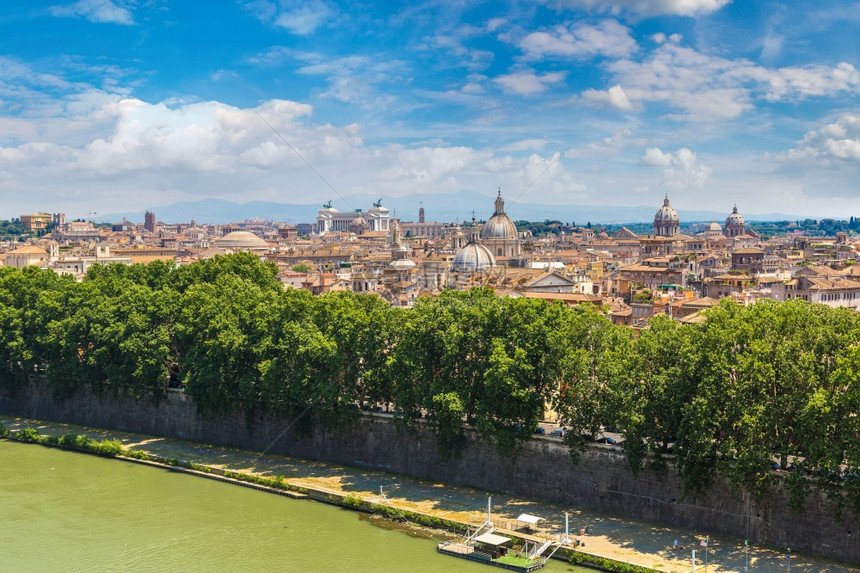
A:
99,194,807,226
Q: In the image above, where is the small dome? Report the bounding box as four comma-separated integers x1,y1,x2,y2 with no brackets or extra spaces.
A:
215,231,270,251
708,222,722,232
389,258,416,271
350,215,369,233
654,196,679,224
726,205,745,226
452,242,496,272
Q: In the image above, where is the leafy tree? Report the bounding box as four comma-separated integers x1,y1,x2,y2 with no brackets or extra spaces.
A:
309,291,394,427
553,308,633,461
176,274,276,418
622,315,696,472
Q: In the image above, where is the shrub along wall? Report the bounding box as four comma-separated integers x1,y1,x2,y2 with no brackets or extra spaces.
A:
1,380,856,564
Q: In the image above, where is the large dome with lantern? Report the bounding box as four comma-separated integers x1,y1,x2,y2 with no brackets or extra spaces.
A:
653,195,680,237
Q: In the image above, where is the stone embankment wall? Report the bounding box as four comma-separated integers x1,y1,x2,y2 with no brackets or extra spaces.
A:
1,382,856,563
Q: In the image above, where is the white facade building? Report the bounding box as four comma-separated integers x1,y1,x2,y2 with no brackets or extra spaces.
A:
317,202,390,235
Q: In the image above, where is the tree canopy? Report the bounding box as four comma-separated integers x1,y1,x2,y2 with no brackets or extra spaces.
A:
1,256,860,519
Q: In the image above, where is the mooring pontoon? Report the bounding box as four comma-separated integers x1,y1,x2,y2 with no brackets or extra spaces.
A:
437,497,570,572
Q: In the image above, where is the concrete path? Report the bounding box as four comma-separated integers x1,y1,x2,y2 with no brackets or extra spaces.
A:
2,415,856,573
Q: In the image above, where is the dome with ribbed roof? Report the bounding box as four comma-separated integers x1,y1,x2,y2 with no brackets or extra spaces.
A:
350,215,369,234
481,190,518,240
726,205,744,226
654,195,679,224
452,242,495,273
724,204,746,238
653,195,680,237
215,231,270,251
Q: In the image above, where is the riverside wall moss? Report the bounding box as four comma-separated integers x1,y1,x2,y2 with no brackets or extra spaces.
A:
1,381,856,564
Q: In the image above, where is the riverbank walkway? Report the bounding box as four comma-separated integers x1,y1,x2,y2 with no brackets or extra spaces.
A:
2,415,856,573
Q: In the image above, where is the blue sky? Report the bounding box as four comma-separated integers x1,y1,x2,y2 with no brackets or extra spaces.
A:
0,0,859,221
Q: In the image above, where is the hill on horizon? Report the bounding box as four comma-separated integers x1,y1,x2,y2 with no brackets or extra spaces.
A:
99,193,808,226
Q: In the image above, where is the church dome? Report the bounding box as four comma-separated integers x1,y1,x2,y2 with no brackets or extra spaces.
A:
724,204,746,238
215,231,270,251
350,215,369,234
481,190,518,240
725,205,745,226
654,196,679,224
708,222,722,232
389,257,416,271
482,214,517,240
452,242,496,273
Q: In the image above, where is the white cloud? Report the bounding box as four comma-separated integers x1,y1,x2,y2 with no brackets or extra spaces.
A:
519,20,637,60
601,41,860,122
424,26,495,72
243,0,336,35
566,129,639,158
498,139,548,153
606,42,754,120
758,62,860,101
641,147,672,167
641,147,711,188
580,84,634,111
0,95,331,210
486,18,506,32
780,114,860,163
493,70,566,95
538,0,731,18
49,0,134,25
293,53,410,108
377,146,488,187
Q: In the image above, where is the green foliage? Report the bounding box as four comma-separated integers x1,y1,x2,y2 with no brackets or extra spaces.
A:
220,469,307,495
16,427,40,443
566,550,657,573
291,263,311,273
514,220,562,237
46,432,123,456
124,449,151,461
0,218,30,240
0,423,7,438
342,494,363,508
632,289,653,304
5,255,860,520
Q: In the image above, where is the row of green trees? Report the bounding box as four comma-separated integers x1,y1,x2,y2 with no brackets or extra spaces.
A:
0,254,858,517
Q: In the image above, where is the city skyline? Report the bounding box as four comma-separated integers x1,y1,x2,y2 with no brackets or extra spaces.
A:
1,1,859,220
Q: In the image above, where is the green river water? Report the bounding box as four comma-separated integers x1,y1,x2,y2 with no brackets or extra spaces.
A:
1,441,587,572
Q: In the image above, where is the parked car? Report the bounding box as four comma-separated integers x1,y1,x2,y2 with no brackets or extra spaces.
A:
534,427,546,436
595,436,616,445
549,428,567,438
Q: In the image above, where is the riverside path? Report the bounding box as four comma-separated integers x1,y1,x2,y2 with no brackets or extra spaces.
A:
2,415,857,573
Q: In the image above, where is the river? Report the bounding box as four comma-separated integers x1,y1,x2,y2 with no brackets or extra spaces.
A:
0,441,587,572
